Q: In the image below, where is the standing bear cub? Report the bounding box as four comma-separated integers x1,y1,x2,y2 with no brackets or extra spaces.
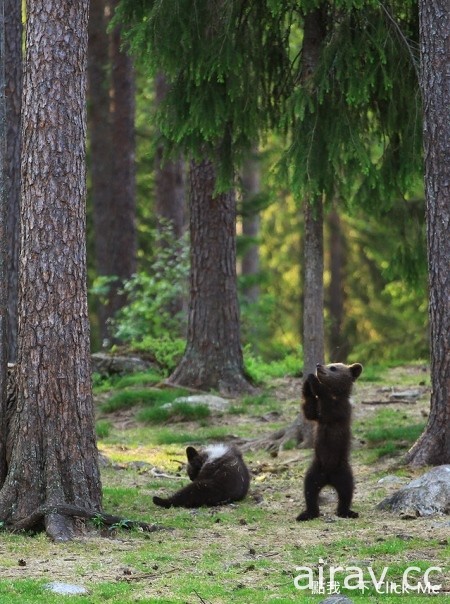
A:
297,362,363,521
153,444,250,508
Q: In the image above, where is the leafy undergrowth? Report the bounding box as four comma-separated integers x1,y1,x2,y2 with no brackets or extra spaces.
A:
0,364,448,603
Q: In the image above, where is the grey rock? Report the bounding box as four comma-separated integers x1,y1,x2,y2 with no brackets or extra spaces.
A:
377,465,450,516
91,352,153,376
319,596,354,604
44,582,88,595
389,390,421,401
377,475,408,486
167,394,231,412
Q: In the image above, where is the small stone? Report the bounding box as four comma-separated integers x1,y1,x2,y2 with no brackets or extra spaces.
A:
44,582,88,595
319,596,354,604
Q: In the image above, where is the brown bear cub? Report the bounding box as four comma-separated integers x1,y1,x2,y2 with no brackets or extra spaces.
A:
296,362,363,521
153,444,250,508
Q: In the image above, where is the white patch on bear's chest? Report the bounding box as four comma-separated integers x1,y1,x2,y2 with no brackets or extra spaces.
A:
204,444,229,463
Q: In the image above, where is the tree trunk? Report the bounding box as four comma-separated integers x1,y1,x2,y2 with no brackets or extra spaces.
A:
299,7,327,447
0,0,102,540
5,0,21,363
405,0,450,466
88,0,137,345
241,150,261,305
108,2,137,323
327,206,348,362
0,0,8,485
168,159,253,395
88,0,113,345
303,197,325,373
154,72,186,240
154,71,186,323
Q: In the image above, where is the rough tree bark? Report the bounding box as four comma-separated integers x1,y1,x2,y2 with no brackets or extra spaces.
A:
0,0,102,540
405,0,450,466
0,0,8,485
5,0,22,363
168,159,253,395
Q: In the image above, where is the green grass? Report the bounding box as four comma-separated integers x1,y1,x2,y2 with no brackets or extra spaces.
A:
95,419,112,439
355,408,426,460
92,369,163,394
101,387,190,413
3,362,443,604
153,426,231,445
137,402,211,424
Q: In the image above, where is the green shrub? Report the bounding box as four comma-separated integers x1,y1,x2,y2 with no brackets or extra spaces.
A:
109,224,189,342
244,346,302,383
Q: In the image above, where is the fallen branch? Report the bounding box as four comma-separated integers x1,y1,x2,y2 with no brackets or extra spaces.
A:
240,415,305,455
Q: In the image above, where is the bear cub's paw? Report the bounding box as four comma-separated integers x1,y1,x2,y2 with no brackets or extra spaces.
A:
337,509,359,519
303,373,319,397
296,510,320,522
153,496,171,509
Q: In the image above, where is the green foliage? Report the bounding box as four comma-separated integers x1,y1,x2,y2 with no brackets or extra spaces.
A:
109,223,189,343
111,1,426,364
115,0,294,184
244,346,302,383
286,2,421,206
128,336,186,374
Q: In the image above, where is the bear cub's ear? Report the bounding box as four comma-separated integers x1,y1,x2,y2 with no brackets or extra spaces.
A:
350,363,363,381
186,446,199,461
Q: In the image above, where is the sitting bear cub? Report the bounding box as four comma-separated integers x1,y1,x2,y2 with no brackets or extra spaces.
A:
153,444,250,508
297,362,363,521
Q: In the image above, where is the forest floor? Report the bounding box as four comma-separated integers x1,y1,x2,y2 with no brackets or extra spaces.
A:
0,364,448,603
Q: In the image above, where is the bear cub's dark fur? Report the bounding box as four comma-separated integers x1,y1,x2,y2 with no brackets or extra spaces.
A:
153,444,250,508
297,362,363,521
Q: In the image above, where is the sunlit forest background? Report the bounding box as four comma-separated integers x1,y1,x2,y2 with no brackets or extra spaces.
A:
86,77,427,365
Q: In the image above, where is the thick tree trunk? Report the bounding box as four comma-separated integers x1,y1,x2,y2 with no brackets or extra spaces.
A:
5,0,21,363
405,0,450,466
0,0,8,485
327,207,348,362
168,159,253,395
0,0,102,540
88,0,113,345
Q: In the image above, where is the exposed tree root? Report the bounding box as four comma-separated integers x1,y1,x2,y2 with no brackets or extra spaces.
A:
240,414,306,456
5,504,169,541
